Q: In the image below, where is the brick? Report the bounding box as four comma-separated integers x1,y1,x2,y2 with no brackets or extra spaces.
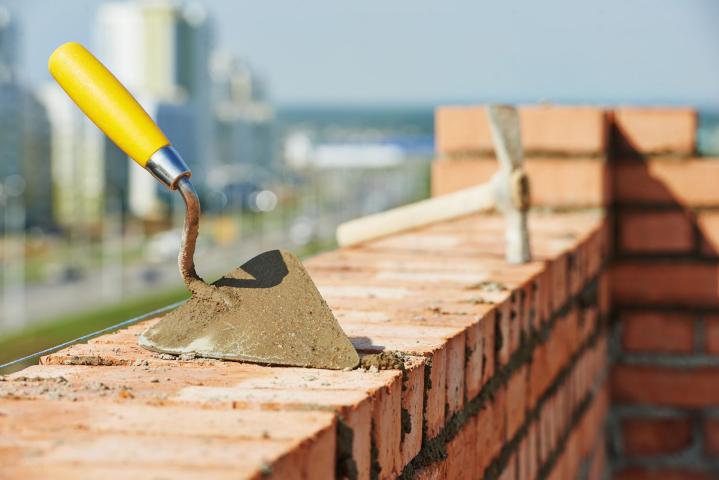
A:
0,399,336,480
445,415,477,480
614,159,719,207
612,261,719,308
476,386,507,474
518,432,530,480
564,429,581,479
436,105,607,155
618,210,695,254
529,343,549,408
621,417,693,455
707,316,719,355
507,365,528,440
698,211,719,256
550,253,570,313
400,358,425,469
705,417,719,456
613,107,697,155
431,157,608,207
621,311,695,354
445,332,466,417
424,346,447,440
615,469,715,480
527,422,539,480
521,105,608,155
612,365,719,407
372,377,402,479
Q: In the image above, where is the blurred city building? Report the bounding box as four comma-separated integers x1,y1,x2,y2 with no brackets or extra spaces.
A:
208,50,274,209
0,7,53,230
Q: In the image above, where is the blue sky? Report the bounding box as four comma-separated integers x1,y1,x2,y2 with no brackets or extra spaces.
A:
6,0,719,107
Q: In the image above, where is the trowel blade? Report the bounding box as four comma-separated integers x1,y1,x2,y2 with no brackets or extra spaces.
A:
139,249,360,370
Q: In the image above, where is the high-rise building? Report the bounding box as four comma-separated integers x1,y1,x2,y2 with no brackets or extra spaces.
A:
94,0,214,219
209,51,274,198
0,7,53,230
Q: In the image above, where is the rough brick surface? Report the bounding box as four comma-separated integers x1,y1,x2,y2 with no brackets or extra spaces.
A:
707,316,719,355
436,105,607,155
611,261,719,308
618,210,694,254
620,312,695,354
612,365,719,408
613,159,719,207
613,107,697,155
621,417,693,455
705,418,719,456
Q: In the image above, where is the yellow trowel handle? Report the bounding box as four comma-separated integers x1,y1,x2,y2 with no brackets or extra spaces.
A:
48,42,190,189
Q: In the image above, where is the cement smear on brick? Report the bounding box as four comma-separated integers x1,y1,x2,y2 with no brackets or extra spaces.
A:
139,249,359,370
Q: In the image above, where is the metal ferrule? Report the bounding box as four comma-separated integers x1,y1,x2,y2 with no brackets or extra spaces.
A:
146,145,191,190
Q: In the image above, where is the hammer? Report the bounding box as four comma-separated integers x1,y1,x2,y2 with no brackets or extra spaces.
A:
336,105,532,264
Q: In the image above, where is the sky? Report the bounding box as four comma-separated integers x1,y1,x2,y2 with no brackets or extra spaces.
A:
5,0,719,107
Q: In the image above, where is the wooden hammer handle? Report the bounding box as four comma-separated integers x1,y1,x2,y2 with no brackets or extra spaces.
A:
336,181,495,247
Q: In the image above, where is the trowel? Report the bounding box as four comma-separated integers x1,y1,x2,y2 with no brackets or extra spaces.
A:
49,42,359,370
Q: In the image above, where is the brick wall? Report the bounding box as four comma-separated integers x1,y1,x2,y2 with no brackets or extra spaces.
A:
434,104,719,479
0,209,609,476
608,108,719,480
433,105,612,479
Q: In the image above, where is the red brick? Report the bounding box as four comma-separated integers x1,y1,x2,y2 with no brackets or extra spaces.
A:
618,210,694,254
436,105,607,155
614,159,719,207
424,347,447,440
431,157,608,207
621,312,695,354
613,107,697,155
550,253,569,313
612,365,719,407
445,415,477,480
521,105,608,155
527,422,539,480
621,417,693,455
445,332,466,417
372,378,402,479
400,358,425,469
507,365,527,440
615,469,715,480
705,417,719,456
518,431,530,480
564,429,581,479
476,387,507,474
465,314,495,400
529,343,549,407
707,316,719,355
698,211,719,256
612,261,719,308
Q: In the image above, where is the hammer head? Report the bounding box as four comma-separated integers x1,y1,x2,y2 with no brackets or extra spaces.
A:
487,105,531,264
